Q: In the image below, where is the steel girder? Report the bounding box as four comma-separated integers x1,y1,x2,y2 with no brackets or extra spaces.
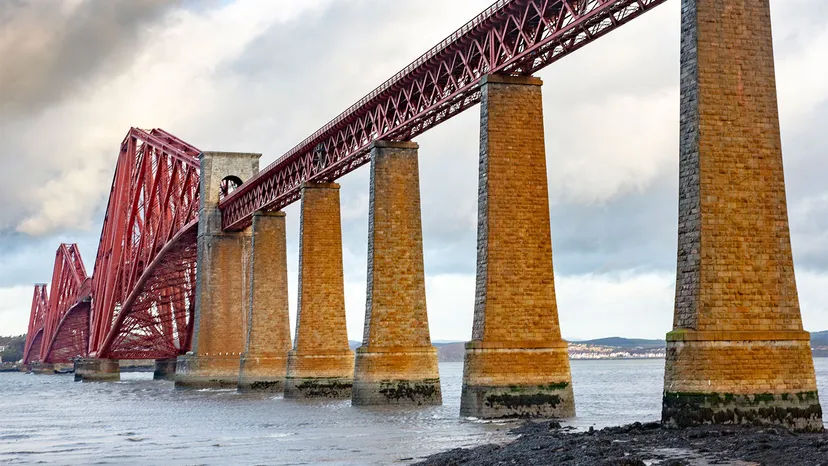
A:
219,0,667,230
22,284,48,364
38,244,90,363
88,128,200,360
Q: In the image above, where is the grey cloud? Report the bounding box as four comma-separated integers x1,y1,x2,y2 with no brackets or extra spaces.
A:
0,0,178,120
0,229,99,289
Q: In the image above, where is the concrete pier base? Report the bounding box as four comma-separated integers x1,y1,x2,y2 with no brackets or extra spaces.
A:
74,358,120,382
30,362,54,374
238,356,288,392
460,343,574,418
153,358,177,381
352,347,441,406
175,354,241,389
284,351,354,399
662,332,822,432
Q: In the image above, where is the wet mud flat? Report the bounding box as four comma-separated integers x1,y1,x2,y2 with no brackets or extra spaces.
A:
415,421,828,466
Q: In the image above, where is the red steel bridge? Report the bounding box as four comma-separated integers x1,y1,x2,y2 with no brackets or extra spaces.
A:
23,0,666,367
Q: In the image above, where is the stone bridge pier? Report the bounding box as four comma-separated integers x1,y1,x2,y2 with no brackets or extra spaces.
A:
352,141,441,406
175,151,260,389
284,183,354,398
662,0,822,431
238,211,292,392
460,75,574,419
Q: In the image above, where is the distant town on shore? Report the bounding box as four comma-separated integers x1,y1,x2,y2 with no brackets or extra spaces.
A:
361,331,828,363
421,331,828,362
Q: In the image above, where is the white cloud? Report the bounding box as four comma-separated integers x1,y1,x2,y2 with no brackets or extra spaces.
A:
0,286,33,336
797,270,828,333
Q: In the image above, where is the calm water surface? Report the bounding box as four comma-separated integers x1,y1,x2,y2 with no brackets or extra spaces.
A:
1,359,826,465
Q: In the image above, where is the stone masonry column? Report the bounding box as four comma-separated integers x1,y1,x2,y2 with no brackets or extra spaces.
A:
238,211,292,392
663,0,823,431
284,183,354,398
352,141,441,406
460,75,574,419
175,152,260,389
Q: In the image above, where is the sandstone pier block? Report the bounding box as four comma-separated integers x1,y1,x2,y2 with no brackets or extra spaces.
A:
239,211,292,392
460,74,574,419
352,141,441,406
74,358,120,382
176,151,260,389
284,183,354,399
663,0,822,431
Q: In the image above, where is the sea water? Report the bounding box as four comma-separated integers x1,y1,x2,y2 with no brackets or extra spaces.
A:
1,359,826,465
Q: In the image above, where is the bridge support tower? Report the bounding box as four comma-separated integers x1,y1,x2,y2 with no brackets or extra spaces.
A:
662,0,823,431
460,75,574,419
352,141,441,406
238,211,292,392
176,151,260,389
285,183,354,398
74,358,120,382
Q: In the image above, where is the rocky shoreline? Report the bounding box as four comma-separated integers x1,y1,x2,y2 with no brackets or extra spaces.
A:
415,421,828,465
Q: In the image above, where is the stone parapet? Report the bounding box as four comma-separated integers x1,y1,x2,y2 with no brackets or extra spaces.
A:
461,74,573,418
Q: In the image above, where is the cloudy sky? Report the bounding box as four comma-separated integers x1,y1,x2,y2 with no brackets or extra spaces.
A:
1,0,826,342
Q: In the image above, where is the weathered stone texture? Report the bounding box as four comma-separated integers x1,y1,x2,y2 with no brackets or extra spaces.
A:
176,151,260,389
461,74,574,419
664,0,822,431
238,211,292,392
674,0,800,331
353,141,441,406
74,358,120,382
285,183,354,399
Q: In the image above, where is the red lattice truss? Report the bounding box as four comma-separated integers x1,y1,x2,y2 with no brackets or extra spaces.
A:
22,284,48,364
24,0,666,362
87,128,201,360
219,0,667,231
35,244,92,364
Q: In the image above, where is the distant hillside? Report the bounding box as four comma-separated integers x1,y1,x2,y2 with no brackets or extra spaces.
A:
575,337,665,349
811,331,828,347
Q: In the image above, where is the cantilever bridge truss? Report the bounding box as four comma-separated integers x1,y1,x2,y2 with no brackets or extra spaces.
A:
23,0,666,365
